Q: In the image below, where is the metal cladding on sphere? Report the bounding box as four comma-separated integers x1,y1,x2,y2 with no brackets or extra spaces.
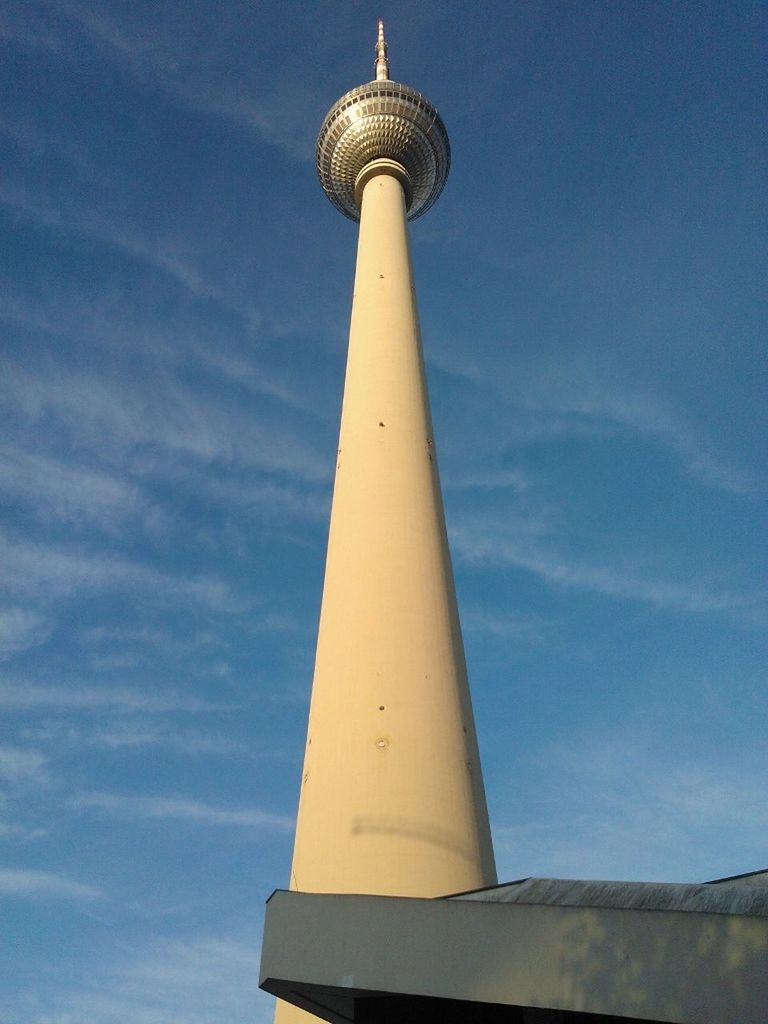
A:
316,79,451,221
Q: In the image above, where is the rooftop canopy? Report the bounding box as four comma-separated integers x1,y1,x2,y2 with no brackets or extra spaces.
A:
260,871,768,1024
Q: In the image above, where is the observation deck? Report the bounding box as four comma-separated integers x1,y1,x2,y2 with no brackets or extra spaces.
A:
316,24,450,221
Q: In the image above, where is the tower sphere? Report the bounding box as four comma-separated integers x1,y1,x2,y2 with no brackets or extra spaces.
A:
316,77,450,221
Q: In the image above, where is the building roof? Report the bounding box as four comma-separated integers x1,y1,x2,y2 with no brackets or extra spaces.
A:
260,870,768,1023
453,869,768,916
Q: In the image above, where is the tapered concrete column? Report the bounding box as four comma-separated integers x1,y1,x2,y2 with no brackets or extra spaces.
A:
292,164,496,897
274,160,496,1024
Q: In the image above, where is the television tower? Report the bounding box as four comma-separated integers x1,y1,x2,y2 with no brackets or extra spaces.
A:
275,22,496,1021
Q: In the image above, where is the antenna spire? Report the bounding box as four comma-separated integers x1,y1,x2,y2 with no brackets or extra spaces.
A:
374,19,390,81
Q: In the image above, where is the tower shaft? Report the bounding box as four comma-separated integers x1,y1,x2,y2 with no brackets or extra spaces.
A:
288,165,496,900
275,28,494,1019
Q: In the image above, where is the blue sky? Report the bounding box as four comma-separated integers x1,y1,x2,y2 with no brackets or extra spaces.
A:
1,1,766,1021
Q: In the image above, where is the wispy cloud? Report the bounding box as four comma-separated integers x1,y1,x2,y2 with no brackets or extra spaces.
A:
55,0,316,161
0,105,96,180
6,926,271,1023
69,792,292,831
0,681,224,714
86,726,245,757
23,720,246,758
78,624,224,661
0,444,147,535
553,387,754,498
1,358,324,483
193,474,329,522
0,530,240,611
447,466,529,492
440,339,754,499
171,77,317,162
0,3,68,57
0,607,50,659
3,1,315,168
487,354,755,498
75,616,295,676
51,0,179,70
0,821,46,840
0,745,49,788
0,746,51,840
178,342,314,415
0,180,263,325
452,517,752,615
0,287,312,417
0,866,102,901
73,622,285,679
0,111,48,155
462,607,553,644
493,733,768,883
